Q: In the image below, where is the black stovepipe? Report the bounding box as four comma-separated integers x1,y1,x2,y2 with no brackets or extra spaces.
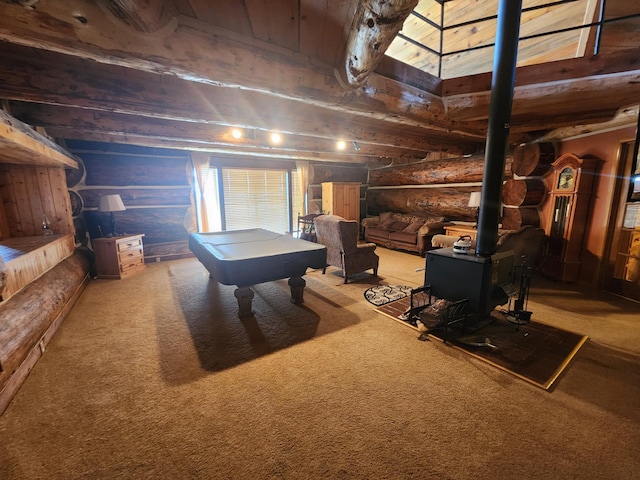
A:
475,0,523,257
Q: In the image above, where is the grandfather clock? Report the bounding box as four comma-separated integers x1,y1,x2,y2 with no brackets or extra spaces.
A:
542,153,599,282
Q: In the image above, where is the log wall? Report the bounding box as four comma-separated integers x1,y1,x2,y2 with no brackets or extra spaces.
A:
67,142,193,260
366,154,512,221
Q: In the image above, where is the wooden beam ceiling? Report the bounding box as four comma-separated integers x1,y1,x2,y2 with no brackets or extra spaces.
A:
0,1,638,164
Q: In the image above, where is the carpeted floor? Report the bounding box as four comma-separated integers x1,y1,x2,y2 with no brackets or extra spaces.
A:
1,247,640,479
375,296,588,389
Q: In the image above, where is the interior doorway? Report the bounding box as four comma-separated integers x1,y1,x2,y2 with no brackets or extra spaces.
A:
605,137,640,302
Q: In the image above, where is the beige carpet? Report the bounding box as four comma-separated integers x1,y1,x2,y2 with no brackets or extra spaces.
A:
1,248,640,479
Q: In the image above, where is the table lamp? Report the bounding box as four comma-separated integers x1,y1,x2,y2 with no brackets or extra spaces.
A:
468,191,481,228
99,194,126,237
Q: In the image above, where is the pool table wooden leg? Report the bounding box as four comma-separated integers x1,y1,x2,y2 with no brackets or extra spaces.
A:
288,276,306,304
234,286,255,318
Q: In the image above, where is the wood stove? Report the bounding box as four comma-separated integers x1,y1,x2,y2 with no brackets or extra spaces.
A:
425,248,516,323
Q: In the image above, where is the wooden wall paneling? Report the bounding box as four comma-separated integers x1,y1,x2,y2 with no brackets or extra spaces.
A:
77,187,191,209
49,167,73,235
0,164,73,237
26,166,47,235
2,165,31,236
85,207,189,245
82,153,189,186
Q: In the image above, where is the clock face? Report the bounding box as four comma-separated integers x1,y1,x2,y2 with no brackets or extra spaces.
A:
558,167,575,190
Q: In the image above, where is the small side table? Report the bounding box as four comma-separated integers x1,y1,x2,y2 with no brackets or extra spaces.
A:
444,224,478,240
93,234,145,279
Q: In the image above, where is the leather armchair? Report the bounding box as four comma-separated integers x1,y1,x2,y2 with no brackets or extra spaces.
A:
313,214,379,283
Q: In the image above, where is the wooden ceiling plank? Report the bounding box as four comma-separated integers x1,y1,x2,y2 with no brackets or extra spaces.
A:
244,0,299,52
94,0,177,33
186,0,253,35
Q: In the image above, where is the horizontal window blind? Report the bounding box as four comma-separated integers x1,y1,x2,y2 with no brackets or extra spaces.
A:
222,168,292,233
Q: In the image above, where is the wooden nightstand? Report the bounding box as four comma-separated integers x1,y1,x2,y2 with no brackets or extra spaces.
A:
444,224,478,240
93,234,145,279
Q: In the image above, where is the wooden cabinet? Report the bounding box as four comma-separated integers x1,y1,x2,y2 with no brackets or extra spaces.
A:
321,182,360,222
542,153,599,282
614,228,640,283
93,234,145,279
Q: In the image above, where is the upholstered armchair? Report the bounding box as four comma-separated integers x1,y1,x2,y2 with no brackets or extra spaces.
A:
313,214,379,283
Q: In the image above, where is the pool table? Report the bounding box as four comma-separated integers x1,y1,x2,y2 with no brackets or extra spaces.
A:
189,229,327,317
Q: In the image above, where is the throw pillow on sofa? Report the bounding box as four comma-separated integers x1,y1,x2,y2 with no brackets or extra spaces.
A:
403,220,425,234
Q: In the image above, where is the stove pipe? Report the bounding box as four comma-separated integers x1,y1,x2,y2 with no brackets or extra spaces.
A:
475,0,523,256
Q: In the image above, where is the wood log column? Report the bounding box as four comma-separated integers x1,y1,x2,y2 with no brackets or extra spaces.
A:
0,250,90,414
502,142,555,230
511,142,555,177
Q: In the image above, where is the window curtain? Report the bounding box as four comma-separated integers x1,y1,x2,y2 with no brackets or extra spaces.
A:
190,152,211,232
295,160,310,215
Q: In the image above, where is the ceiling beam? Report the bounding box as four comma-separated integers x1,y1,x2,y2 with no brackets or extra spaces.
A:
445,70,640,123
0,1,470,135
337,0,418,89
0,46,483,156
9,103,431,161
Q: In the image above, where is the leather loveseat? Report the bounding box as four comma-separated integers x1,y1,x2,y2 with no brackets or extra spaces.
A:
362,212,446,256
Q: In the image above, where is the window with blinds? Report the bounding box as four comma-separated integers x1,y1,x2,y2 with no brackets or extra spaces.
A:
221,168,297,234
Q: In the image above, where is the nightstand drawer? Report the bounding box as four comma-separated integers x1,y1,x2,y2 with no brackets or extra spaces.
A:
118,245,143,264
93,233,145,279
120,255,144,275
116,237,143,252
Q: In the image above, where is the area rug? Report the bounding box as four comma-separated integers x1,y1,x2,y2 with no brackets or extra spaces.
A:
364,284,414,306
374,297,588,390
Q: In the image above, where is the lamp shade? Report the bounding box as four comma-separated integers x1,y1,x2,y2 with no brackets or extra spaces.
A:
468,191,482,208
99,194,126,212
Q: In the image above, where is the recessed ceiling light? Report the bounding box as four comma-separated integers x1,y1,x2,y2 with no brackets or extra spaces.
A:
270,132,282,144
231,128,243,139
336,140,347,150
